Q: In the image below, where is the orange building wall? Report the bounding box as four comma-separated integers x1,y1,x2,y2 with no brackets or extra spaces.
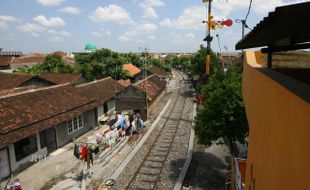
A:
243,51,310,190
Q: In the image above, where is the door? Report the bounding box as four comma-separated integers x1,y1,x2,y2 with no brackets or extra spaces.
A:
0,148,11,181
40,128,57,153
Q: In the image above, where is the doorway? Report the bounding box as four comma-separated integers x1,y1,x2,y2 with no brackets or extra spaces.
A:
40,128,57,153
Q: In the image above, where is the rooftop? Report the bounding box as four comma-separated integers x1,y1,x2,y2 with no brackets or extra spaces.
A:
123,63,142,77
147,65,168,78
0,84,97,148
134,74,166,102
236,2,310,50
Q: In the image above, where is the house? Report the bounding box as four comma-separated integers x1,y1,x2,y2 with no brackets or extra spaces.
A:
231,2,310,190
147,65,168,79
0,73,54,91
11,56,45,70
115,85,147,120
0,84,98,178
134,74,167,115
0,76,124,180
122,63,143,83
219,52,242,68
39,72,86,85
0,72,86,92
0,57,14,70
77,77,124,124
118,79,131,87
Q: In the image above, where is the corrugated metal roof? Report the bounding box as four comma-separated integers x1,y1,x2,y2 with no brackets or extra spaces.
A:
236,2,310,50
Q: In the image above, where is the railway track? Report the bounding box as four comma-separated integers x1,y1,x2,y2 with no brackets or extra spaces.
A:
125,70,188,190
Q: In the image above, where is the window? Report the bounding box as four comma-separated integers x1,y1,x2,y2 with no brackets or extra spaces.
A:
14,135,38,161
67,115,83,134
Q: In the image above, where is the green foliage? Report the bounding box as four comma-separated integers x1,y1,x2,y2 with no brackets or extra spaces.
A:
192,45,218,77
75,49,129,81
171,55,194,72
195,64,248,155
123,52,144,68
16,53,73,75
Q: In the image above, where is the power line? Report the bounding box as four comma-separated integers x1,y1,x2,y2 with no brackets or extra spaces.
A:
245,0,253,22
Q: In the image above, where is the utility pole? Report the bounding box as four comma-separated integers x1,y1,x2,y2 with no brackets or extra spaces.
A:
203,0,212,76
235,19,246,38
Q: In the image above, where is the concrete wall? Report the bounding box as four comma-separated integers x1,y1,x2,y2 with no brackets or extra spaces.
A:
107,99,115,112
8,133,48,172
55,109,96,147
115,86,147,120
243,51,310,190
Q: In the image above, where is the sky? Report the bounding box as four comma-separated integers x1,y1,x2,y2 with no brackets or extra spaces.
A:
0,0,306,53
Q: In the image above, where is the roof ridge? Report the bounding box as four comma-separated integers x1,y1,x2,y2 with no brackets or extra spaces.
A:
76,76,113,87
0,83,71,99
134,73,163,86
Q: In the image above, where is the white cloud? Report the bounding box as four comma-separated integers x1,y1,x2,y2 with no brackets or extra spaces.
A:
34,15,65,27
212,0,307,18
48,29,72,37
50,36,65,42
118,35,130,42
0,15,20,29
148,35,156,39
0,21,8,29
139,0,164,19
37,0,65,7
119,22,157,42
89,5,133,25
48,29,72,42
160,6,205,30
125,23,157,36
91,29,112,37
171,33,196,44
59,6,81,15
17,22,45,36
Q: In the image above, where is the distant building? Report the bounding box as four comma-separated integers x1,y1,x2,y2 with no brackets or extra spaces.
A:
147,65,169,79
122,63,143,83
11,56,45,70
85,43,97,52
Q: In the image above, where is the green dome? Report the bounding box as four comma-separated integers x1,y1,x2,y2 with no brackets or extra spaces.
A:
85,43,97,51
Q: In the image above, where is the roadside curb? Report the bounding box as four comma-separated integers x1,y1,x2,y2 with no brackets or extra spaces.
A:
174,102,197,190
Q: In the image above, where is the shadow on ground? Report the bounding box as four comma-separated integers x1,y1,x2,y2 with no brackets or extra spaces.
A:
169,147,230,190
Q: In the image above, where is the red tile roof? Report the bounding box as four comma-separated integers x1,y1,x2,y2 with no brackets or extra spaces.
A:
123,63,142,77
12,56,45,64
77,77,125,105
0,84,97,148
0,72,33,90
11,56,45,69
0,57,13,67
0,85,38,97
118,79,131,87
54,51,67,58
148,65,168,78
134,74,166,103
40,72,83,85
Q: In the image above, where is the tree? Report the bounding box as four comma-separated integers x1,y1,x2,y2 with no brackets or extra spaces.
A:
195,64,248,156
192,45,218,77
76,49,128,81
123,52,144,68
16,53,73,75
